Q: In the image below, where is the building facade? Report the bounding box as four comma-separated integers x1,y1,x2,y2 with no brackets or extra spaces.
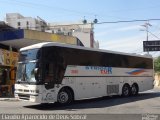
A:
6,13,99,48
6,13,47,32
48,22,99,48
0,22,18,97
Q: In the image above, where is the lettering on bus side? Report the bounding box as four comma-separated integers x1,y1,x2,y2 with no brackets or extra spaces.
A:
85,66,112,74
71,70,78,74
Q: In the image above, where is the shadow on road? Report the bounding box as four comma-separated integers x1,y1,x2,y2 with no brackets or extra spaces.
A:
24,92,160,111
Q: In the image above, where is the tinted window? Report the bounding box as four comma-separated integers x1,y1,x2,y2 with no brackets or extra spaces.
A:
62,47,152,69
42,47,66,84
42,46,153,69
19,49,40,61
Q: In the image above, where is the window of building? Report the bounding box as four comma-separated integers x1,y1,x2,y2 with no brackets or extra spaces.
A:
26,21,29,25
17,22,21,26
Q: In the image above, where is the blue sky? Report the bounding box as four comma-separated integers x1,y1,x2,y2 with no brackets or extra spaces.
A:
1,0,160,56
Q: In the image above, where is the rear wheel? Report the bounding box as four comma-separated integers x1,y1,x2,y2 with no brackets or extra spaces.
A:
57,89,73,104
131,84,139,96
122,84,130,97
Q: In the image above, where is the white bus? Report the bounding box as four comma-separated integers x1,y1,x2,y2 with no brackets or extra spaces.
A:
15,42,154,104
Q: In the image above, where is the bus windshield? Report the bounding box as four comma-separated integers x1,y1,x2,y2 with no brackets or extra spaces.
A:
19,49,40,61
17,61,38,83
17,48,41,83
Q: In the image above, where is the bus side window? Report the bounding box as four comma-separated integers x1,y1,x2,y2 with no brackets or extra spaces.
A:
45,63,54,83
54,55,66,84
44,64,48,82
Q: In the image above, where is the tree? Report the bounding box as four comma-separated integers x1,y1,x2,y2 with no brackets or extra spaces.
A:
154,56,160,73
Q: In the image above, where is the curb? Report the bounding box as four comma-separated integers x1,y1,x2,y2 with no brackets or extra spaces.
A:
154,86,160,88
0,98,19,101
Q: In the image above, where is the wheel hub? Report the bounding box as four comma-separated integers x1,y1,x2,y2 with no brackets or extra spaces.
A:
58,92,69,103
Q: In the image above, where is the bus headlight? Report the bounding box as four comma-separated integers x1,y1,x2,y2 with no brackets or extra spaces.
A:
30,90,39,93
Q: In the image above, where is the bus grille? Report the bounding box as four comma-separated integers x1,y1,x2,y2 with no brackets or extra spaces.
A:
107,85,119,95
18,94,30,100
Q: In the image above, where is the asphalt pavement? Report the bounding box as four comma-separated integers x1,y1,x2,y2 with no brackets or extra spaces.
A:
0,87,160,120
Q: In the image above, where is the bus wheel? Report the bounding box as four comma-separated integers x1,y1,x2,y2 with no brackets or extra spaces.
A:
57,89,73,104
122,84,130,97
131,84,139,96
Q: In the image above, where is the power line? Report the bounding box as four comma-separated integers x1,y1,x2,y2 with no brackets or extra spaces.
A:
3,0,160,22
147,30,160,40
3,0,160,25
1,0,97,16
48,19,160,27
96,19,160,24
6,18,160,28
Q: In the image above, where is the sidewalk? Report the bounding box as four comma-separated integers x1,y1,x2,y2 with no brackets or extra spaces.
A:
0,97,18,101
153,86,160,91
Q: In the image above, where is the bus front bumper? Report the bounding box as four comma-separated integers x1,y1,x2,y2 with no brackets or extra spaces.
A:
15,93,43,103
15,93,56,103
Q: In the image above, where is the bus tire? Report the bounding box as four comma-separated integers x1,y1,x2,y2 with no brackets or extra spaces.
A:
131,83,139,96
57,88,73,104
122,84,130,97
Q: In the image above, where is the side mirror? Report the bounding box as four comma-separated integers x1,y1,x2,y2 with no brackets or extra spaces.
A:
34,68,39,81
34,68,39,75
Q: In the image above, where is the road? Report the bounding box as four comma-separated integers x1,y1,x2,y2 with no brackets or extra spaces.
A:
0,88,160,120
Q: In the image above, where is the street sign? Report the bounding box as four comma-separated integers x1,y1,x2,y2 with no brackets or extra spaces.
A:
143,40,160,52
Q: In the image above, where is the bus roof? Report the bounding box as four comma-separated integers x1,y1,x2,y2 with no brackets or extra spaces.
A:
20,42,152,59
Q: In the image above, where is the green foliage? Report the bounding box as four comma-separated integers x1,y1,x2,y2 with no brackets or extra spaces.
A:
154,56,160,73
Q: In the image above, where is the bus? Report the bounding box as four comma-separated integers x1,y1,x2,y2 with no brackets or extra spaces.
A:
15,42,154,104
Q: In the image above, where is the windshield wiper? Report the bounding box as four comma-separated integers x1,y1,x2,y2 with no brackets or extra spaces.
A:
22,73,26,81
23,73,32,84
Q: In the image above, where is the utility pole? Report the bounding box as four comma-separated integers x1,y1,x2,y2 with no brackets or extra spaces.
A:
141,21,152,54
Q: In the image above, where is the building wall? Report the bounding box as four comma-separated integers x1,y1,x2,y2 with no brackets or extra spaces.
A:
24,29,77,45
72,31,91,47
6,13,46,31
48,22,99,48
154,73,160,87
0,48,19,97
94,40,99,48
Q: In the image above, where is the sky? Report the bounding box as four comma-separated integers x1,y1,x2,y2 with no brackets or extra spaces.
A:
1,0,160,57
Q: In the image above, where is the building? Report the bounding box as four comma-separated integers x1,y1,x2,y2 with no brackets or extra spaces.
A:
6,13,47,32
0,21,15,31
0,22,18,97
48,22,99,48
5,13,99,48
